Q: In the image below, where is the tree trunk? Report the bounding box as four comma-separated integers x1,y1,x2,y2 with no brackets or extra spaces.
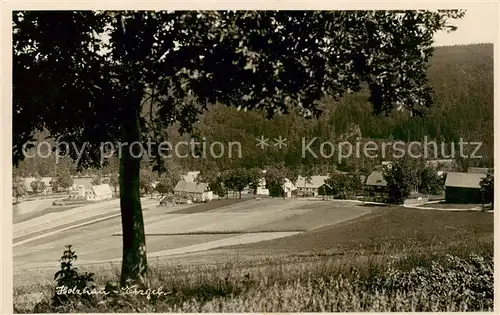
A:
239,190,241,199
119,94,147,287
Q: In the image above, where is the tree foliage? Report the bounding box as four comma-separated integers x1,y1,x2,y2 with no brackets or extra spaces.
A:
383,158,422,204
325,173,363,199
30,178,46,196
247,168,263,195
109,173,120,192
139,168,155,196
155,168,180,196
12,176,27,202
220,168,255,199
419,166,444,195
265,164,297,197
197,161,220,190
91,174,102,186
480,169,494,205
51,171,74,193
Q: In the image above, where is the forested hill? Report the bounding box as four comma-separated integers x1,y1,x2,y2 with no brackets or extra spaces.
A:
16,44,493,176
177,43,493,171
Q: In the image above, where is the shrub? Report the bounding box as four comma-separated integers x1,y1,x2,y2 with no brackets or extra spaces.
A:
50,245,96,308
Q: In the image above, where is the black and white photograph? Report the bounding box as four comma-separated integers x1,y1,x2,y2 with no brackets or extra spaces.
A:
7,3,496,313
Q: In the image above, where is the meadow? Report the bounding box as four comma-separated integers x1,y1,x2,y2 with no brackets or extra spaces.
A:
13,206,493,313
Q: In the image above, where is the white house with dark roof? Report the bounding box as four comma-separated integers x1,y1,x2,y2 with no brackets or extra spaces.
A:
295,175,329,197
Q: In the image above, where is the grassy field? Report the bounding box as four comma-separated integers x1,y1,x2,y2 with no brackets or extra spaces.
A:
13,206,493,313
13,205,81,224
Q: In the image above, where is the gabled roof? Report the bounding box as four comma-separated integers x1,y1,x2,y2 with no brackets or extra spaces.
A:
365,171,387,187
174,181,209,194
92,184,113,197
296,175,329,189
445,172,486,189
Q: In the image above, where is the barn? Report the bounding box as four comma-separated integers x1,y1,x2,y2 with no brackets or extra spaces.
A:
173,181,213,202
444,172,486,204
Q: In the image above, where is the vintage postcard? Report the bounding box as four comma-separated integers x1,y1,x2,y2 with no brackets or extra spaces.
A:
4,1,498,313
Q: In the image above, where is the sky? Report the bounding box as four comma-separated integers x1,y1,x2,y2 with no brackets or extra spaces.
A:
433,6,497,46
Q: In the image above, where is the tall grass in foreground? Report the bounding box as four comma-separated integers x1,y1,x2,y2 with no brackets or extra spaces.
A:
15,252,493,313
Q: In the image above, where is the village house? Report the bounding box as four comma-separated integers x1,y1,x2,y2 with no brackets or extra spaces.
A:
84,184,114,201
174,180,213,202
295,175,329,197
444,172,487,204
364,171,387,195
